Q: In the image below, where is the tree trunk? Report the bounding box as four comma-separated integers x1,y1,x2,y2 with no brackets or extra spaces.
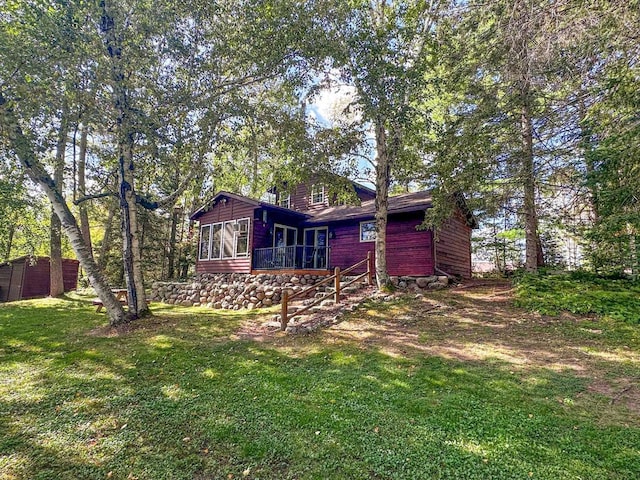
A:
1,93,127,325
77,124,93,256
50,107,68,297
521,94,541,273
118,136,149,316
100,1,149,317
374,118,391,289
167,207,179,279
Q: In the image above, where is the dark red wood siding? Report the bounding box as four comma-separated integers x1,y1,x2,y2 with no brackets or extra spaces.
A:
435,210,472,278
20,259,50,299
0,261,24,302
250,208,306,251
62,260,80,292
0,264,12,301
195,196,257,274
355,187,376,202
0,257,78,302
329,212,435,276
252,217,271,250
290,181,376,213
290,182,328,213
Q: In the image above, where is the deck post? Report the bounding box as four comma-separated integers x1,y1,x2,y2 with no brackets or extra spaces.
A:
281,290,288,331
367,251,373,285
334,267,341,304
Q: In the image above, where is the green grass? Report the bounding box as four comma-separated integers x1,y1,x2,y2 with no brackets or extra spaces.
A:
1,291,639,479
514,271,640,323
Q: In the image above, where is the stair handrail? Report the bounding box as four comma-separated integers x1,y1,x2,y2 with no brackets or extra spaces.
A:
280,252,373,331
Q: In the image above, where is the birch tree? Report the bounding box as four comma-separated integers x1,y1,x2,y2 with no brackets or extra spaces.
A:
0,1,129,324
322,0,447,288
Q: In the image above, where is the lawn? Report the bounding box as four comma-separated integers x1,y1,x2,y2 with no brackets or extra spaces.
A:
1,284,639,479
514,271,640,323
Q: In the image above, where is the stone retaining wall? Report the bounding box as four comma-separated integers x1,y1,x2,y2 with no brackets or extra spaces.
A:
150,273,325,310
390,275,450,290
150,273,450,311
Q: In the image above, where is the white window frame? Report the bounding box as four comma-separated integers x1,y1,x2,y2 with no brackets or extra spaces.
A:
310,184,325,205
210,222,223,259
273,223,298,247
199,225,212,260
360,220,376,243
222,221,236,258
278,193,291,209
234,218,250,257
260,191,276,204
199,219,251,261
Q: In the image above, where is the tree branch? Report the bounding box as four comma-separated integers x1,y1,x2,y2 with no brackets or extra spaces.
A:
74,192,116,205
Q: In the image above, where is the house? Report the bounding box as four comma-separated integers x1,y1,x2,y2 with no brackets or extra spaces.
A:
0,256,79,302
190,179,477,279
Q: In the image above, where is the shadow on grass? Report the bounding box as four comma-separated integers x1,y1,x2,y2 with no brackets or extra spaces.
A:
0,296,639,479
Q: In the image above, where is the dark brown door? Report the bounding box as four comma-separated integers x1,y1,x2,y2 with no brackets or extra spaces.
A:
8,262,25,301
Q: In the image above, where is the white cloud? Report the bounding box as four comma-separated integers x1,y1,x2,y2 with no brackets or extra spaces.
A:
309,84,359,126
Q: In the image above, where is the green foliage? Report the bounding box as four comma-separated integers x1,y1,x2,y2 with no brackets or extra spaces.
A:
514,272,640,323
0,161,52,260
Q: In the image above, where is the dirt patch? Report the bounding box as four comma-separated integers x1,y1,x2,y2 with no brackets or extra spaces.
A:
588,378,640,415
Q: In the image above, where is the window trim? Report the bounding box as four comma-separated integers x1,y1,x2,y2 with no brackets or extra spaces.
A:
278,193,291,209
359,220,376,243
235,218,250,257
273,223,298,248
199,224,212,260
310,184,325,205
199,218,251,261
222,221,236,259
211,222,223,259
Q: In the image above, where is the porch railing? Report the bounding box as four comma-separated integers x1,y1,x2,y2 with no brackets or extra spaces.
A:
252,245,330,271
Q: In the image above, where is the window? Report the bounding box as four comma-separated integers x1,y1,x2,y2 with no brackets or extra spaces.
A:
222,221,235,258
278,193,291,209
260,191,276,204
360,220,376,242
199,225,211,260
310,184,325,205
211,223,222,259
273,224,297,247
199,218,251,260
235,218,249,256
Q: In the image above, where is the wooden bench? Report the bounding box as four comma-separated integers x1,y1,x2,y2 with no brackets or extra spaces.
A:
93,289,129,312
92,297,127,312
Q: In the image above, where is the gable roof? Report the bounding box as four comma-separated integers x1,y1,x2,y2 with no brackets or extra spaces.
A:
189,191,309,221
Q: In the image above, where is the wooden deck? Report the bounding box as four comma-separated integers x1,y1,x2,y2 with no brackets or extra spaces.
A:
250,269,331,276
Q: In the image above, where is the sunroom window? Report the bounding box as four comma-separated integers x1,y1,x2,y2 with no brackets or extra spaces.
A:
199,225,211,260
235,218,249,256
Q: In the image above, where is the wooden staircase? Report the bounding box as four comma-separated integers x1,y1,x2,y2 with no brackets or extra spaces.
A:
275,253,374,332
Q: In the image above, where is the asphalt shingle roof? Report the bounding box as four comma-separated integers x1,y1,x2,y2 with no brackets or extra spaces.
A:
305,190,433,223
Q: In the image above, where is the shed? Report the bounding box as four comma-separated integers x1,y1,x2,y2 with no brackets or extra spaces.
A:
0,256,79,302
